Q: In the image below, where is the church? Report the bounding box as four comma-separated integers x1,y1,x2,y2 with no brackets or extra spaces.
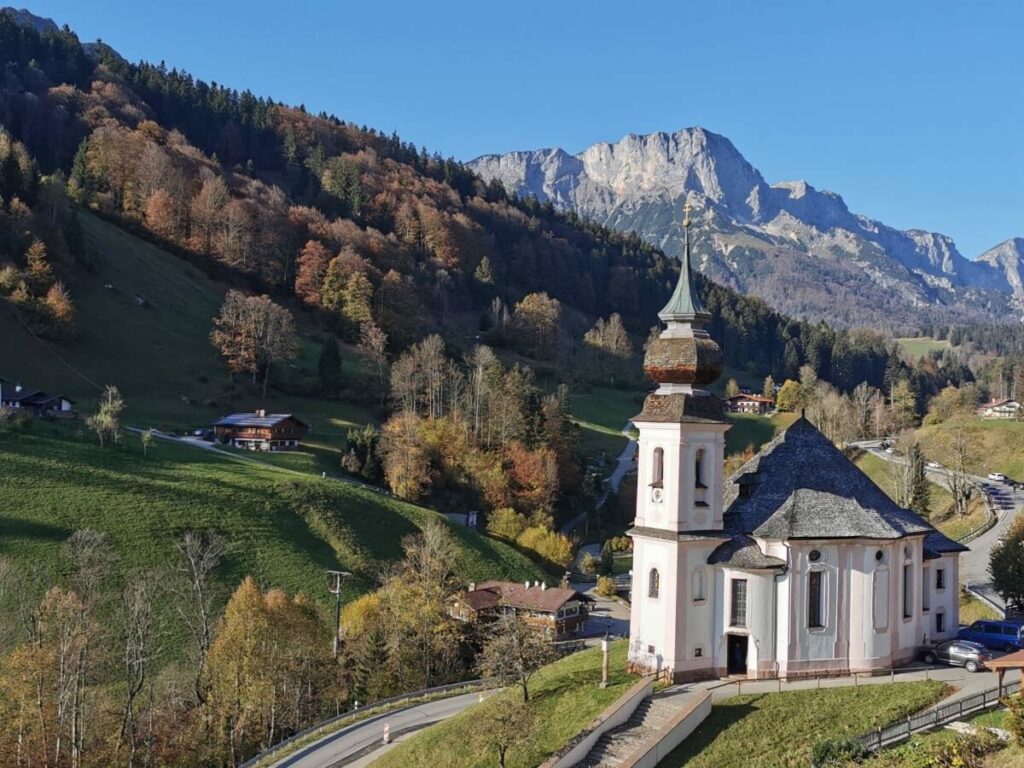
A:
627,206,967,682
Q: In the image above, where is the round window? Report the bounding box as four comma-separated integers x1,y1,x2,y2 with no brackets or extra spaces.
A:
808,549,821,562
875,550,884,562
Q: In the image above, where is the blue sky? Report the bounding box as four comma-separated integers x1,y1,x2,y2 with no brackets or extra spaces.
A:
26,0,1024,258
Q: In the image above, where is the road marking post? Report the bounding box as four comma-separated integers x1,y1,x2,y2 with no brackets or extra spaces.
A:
383,722,390,745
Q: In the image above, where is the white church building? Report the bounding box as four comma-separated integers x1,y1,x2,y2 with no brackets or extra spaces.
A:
627,207,966,682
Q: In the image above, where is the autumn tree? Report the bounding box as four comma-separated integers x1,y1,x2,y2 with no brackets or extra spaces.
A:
44,281,76,326
473,700,534,768
379,411,431,500
358,321,389,410
513,292,561,360
725,378,741,399
210,290,300,395
762,375,776,401
476,614,556,702
86,384,124,446
294,240,331,305
776,379,801,412
145,188,179,239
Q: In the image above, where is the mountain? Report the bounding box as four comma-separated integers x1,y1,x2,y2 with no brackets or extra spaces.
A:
979,238,1024,298
471,128,1022,329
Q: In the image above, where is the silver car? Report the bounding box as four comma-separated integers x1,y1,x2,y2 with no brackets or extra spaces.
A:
921,640,991,672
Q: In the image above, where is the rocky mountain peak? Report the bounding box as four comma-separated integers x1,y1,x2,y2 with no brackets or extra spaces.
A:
469,127,1024,327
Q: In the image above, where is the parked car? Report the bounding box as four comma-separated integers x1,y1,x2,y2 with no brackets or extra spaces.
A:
988,472,1008,483
957,619,1024,652
920,640,991,672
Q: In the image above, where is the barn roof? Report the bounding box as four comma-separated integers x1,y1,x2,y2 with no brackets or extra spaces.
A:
212,412,308,428
467,580,588,613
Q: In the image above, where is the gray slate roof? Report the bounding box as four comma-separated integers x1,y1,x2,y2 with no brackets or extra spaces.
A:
708,535,787,569
721,417,966,557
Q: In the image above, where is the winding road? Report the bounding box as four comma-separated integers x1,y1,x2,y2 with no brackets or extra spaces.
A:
852,439,1023,611
267,690,494,768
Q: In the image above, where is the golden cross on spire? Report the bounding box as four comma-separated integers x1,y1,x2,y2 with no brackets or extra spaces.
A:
683,201,692,228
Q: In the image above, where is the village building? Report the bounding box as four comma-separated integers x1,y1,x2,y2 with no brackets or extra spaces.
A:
0,377,75,416
724,393,774,415
627,206,966,682
977,398,1021,420
212,410,309,451
447,580,590,640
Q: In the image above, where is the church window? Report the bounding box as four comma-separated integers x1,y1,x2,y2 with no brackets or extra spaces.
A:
873,568,889,631
648,568,660,599
651,448,664,488
809,549,821,562
692,568,706,602
902,563,913,619
694,448,706,488
922,566,930,612
808,570,824,628
730,579,748,628
936,568,946,590
694,646,703,658
875,550,884,562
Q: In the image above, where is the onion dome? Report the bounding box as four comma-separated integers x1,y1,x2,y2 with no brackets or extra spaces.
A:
642,204,723,391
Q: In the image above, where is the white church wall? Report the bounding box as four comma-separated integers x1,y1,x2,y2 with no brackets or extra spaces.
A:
627,536,682,673
927,554,958,641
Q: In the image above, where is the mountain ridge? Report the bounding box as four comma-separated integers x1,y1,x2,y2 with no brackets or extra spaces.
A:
471,127,1024,328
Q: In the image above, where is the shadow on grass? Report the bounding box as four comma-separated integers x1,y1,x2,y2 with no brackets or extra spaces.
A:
662,697,760,764
0,516,72,548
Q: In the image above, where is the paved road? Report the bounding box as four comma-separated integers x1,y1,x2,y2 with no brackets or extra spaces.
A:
269,691,493,768
852,441,1023,610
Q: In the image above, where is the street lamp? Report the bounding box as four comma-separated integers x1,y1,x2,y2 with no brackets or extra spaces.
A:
326,570,352,658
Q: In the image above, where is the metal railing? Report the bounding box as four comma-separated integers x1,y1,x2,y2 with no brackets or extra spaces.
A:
856,679,1021,753
240,678,487,768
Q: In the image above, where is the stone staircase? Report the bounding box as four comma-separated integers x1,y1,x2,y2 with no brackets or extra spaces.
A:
578,687,693,767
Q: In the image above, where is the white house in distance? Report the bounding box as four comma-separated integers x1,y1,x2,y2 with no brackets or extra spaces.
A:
977,398,1021,420
627,207,966,682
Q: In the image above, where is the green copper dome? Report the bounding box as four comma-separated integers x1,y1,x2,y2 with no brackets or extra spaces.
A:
658,217,710,326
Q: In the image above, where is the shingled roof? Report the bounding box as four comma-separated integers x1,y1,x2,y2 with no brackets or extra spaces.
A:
708,535,786,569
212,412,308,429
466,581,588,613
721,418,967,557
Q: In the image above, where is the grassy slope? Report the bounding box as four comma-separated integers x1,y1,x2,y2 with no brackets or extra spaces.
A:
896,337,952,360
663,682,949,768
373,640,636,768
573,386,796,465
863,708,1021,767
918,420,1024,481
0,425,542,616
0,212,373,444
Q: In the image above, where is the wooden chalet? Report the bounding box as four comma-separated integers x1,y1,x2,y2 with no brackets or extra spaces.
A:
447,580,590,640
212,410,309,451
724,393,774,415
0,377,75,417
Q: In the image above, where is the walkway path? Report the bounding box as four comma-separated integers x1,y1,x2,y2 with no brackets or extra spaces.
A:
579,686,698,767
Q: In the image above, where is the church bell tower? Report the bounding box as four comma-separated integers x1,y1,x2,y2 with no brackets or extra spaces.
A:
627,202,730,681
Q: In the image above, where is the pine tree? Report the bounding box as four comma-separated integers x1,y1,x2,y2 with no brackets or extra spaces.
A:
908,443,930,517
67,138,89,201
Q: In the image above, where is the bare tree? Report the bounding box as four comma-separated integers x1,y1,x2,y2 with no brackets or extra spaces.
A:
175,530,226,704
476,614,556,702
210,291,299,395
947,416,976,517
358,322,390,410
115,571,162,767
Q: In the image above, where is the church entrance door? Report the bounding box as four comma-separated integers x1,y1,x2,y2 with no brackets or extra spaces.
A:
726,634,748,676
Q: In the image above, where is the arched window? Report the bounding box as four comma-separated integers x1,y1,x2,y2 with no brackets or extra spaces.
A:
694,448,706,488
651,448,664,488
692,567,706,602
648,568,660,599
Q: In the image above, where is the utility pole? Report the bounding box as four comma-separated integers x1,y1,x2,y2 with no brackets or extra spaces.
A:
326,569,352,658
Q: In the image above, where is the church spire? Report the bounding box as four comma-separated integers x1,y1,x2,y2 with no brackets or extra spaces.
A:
658,201,711,328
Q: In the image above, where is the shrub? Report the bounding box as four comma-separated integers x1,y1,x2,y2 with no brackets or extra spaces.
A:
810,737,867,766
924,731,1001,768
595,576,617,598
1007,690,1024,745
579,552,598,575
